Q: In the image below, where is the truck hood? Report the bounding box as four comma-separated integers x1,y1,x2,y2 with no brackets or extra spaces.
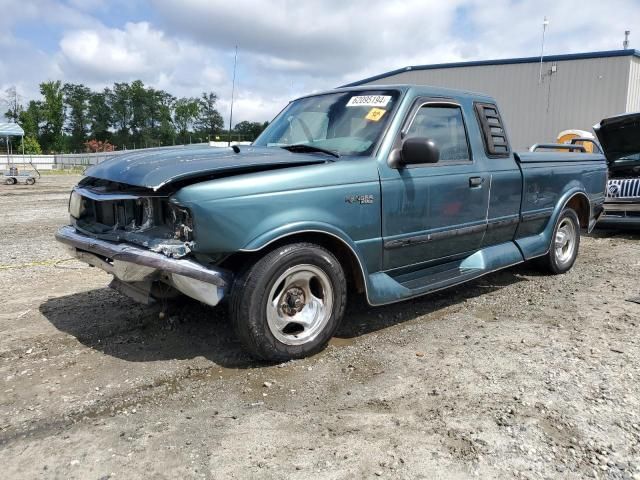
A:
594,112,640,162
84,145,332,190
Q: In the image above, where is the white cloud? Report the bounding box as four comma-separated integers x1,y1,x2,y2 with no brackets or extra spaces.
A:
151,0,639,72
55,21,231,98
0,0,101,30
2,0,640,123
151,0,465,77
59,22,179,77
217,89,292,130
0,38,61,104
66,0,106,11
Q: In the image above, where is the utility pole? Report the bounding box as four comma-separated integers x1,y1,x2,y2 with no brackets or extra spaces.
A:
539,17,549,84
228,45,238,146
624,30,631,50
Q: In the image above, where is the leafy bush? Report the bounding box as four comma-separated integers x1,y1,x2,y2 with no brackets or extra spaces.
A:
20,135,42,154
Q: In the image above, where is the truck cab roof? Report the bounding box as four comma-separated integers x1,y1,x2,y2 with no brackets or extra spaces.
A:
294,84,498,105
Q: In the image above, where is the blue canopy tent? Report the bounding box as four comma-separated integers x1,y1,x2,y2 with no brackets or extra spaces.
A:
0,122,25,157
1,123,39,184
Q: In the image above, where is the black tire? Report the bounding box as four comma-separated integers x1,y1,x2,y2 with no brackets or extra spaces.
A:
537,208,580,274
5,177,16,185
26,177,35,185
230,242,347,361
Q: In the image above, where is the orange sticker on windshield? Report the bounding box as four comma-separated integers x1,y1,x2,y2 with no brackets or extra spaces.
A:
365,108,386,122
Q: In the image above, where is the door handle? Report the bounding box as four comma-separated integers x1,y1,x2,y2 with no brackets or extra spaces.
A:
469,176,484,188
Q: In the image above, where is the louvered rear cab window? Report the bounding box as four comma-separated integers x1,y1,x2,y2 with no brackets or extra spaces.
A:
474,102,511,157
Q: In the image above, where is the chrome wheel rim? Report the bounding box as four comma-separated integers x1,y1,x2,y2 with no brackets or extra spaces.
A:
266,264,334,346
554,218,576,265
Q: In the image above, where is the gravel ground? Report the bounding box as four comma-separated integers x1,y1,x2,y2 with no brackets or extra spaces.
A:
0,175,639,480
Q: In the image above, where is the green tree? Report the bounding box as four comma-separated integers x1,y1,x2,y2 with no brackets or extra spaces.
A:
63,83,91,152
108,82,132,147
19,135,42,154
173,97,200,143
39,80,65,152
88,90,112,142
155,90,176,146
18,101,43,139
143,87,161,143
233,120,269,141
106,81,180,148
136,84,175,148
195,92,224,139
128,80,148,147
2,78,268,152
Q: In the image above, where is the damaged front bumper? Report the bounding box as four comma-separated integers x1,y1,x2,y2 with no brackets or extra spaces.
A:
55,225,232,306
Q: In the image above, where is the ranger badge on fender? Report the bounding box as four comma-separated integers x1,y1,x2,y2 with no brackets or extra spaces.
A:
345,194,374,204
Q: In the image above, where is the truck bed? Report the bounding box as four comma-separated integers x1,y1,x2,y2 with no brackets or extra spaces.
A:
514,151,605,163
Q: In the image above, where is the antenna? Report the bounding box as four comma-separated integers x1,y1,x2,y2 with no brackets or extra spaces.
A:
623,30,630,50
539,17,550,84
227,45,238,146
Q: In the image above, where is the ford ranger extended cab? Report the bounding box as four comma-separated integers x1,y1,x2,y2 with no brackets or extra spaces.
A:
56,85,613,361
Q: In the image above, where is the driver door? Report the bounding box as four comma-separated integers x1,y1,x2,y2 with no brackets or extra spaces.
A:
380,100,490,271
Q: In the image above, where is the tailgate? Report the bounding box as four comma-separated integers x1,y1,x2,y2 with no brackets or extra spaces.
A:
594,112,640,162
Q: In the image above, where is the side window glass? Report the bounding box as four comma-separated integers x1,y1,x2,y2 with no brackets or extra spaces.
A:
406,105,471,162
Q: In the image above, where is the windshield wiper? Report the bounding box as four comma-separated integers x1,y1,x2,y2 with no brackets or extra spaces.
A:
280,144,340,158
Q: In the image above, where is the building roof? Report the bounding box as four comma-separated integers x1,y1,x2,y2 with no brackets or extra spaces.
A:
0,123,24,136
343,49,640,87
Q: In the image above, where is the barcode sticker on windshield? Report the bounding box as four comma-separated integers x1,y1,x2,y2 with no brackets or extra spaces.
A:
346,95,391,107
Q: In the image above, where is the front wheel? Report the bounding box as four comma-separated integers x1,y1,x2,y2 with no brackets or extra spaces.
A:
538,208,581,274
230,243,347,361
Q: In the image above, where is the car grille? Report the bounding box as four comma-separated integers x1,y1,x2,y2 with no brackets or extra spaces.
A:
606,178,640,199
89,198,140,228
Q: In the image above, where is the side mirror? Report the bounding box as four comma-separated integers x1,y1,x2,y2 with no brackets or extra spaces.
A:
389,137,440,168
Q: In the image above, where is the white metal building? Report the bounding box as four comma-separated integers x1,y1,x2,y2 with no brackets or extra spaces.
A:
345,50,640,149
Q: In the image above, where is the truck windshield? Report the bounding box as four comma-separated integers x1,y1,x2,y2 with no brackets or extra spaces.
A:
253,90,401,157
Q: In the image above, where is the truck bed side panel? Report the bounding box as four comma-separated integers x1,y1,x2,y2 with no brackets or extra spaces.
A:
514,152,607,258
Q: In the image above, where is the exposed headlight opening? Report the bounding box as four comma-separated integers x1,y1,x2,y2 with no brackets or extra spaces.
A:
164,202,194,242
69,190,85,219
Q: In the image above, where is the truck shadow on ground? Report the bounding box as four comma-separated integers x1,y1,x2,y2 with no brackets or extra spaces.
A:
587,227,640,240
40,266,530,369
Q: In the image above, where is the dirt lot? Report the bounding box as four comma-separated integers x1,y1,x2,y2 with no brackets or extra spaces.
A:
0,175,639,480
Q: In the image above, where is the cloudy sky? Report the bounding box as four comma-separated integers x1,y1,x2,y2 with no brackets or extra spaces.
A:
0,0,638,124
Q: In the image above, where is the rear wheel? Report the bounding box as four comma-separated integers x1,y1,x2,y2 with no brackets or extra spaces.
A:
230,243,347,361
538,208,580,274
5,177,17,185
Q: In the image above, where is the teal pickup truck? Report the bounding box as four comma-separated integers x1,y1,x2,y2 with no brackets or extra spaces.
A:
56,85,617,361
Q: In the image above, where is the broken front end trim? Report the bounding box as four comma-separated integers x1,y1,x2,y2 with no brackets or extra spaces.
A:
55,225,231,306
69,186,195,259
